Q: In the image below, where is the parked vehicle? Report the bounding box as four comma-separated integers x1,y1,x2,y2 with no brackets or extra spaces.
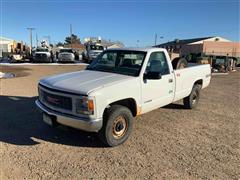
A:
9,53,26,62
184,53,238,73
58,48,75,63
36,48,211,146
82,42,104,63
33,47,53,63
7,41,29,63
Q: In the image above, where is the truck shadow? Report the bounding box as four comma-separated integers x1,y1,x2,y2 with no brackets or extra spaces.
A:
0,95,104,148
163,103,187,110
0,95,187,147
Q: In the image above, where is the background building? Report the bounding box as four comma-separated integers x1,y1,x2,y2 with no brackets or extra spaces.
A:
0,36,27,58
0,36,14,57
156,36,240,59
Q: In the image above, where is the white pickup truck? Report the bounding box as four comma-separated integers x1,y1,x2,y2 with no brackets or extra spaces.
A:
36,48,211,146
58,48,75,63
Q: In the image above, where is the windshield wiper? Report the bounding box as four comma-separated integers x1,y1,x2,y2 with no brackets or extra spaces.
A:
87,66,115,73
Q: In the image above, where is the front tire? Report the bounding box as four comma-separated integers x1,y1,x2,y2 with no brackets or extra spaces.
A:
183,84,201,109
99,105,133,147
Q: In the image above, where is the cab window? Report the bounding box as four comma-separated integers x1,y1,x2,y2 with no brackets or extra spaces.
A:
146,52,170,75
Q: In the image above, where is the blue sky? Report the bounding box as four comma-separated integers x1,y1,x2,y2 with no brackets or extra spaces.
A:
1,0,239,47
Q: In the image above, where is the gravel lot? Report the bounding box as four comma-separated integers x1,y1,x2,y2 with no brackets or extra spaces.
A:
0,65,239,179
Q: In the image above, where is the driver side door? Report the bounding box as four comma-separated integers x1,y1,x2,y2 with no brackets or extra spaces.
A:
141,51,175,113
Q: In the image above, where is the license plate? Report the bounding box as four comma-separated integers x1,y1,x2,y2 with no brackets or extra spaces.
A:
43,113,53,126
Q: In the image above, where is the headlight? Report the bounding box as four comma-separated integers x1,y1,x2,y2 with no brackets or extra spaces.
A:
76,97,94,115
38,86,43,101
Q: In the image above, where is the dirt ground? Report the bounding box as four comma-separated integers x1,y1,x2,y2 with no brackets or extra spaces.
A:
0,65,239,179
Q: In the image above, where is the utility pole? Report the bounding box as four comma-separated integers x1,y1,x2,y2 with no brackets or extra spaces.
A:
159,36,164,46
154,33,157,46
36,34,38,47
27,27,35,54
154,34,164,46
70,24,73,48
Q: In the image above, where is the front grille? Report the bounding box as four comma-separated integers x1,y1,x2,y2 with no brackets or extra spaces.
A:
40,89,72,111
62,54,71,58
35,54,48,61
60,54,72,60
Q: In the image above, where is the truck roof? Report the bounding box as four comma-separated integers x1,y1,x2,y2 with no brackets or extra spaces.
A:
106,47,166,52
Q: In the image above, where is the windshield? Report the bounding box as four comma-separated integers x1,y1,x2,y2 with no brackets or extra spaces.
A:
36,48,48,52
59,49,74,53
90,45,104,50
87,50,147,76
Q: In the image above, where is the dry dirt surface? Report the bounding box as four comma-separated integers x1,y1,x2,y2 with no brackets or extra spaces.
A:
0,65,239,179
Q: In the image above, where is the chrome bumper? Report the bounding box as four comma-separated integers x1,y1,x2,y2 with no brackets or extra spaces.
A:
58,57,74,62
35,99,102,132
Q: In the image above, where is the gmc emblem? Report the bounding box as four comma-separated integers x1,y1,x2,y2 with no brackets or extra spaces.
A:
47,96,59,104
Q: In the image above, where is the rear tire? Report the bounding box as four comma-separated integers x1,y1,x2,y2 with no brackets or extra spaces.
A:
98,105,133,147
183,84,201,109
172,57,188,70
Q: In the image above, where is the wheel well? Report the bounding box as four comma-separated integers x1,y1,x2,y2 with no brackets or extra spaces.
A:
194,79,203,87
108,98,137,117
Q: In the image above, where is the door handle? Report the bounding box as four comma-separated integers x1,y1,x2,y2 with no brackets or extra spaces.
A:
169,79,173,83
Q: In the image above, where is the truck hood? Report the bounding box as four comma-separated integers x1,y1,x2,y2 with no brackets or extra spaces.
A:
89,50,102,54
59,52,73,55
40,70,134,95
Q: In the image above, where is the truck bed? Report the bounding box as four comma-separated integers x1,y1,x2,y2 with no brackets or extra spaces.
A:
173,64,211,102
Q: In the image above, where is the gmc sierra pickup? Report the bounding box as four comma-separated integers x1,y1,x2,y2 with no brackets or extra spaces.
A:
36,48,211,146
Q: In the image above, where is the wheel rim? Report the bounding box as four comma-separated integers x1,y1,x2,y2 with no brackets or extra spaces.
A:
192,91,198,105
112,116,128,139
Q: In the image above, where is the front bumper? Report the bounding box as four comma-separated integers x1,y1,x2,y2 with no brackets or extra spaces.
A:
58,57,75,62
35,99,102,132
34,57,51,62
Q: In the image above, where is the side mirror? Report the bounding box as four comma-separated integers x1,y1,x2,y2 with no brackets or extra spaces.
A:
144,71,162,80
